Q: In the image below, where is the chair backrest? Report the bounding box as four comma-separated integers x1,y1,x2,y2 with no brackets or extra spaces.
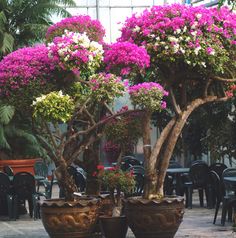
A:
3,165,14,176
189,163,209,188
0,172,11,198
68,166,86,192
209,163,227,178
191,160,207,166
34,161,48,178
128,165,145,175
13,172,36,199
168,161,182,168
222,168,236,195
121,156,142,171
209,170,223,202
222,168,236,178
74,171,86,192
132,172,144,196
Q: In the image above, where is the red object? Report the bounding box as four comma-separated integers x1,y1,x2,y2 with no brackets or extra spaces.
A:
0,158,39,175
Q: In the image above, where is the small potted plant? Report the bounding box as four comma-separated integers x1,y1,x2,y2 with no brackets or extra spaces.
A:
97,166,135,238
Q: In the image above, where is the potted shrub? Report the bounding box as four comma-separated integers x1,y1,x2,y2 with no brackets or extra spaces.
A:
112,4,235,238
0,15,150,237
97,166,135,238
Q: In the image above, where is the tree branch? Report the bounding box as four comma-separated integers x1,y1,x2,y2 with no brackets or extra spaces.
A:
44,121,58,150
104,102,115,115
84,108,96,125
169,87,181,115
213,76,236,83
203,78,212,98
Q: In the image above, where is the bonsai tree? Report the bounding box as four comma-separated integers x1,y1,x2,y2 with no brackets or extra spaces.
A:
117,4,236,199
0,16,151,201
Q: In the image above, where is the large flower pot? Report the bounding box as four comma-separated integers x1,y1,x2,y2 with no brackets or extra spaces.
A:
99,215,128,238
40,198,100,238
124,196,184,238
0,158,39,175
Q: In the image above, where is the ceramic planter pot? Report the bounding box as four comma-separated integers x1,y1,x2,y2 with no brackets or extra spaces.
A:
40,198,100,238
124,196,184,238
99,215,128,238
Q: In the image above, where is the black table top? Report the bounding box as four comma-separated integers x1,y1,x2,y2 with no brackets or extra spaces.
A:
167,168,190,174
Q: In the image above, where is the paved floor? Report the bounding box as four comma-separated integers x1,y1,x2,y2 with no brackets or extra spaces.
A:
0,189,236,238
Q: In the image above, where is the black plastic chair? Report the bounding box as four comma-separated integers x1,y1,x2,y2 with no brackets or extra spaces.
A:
0,172,13,219
12,172,38,219
34,161,50,192
221,168,236,225
184,163,211,208
209,170,224,224
3,165,14,176
121,156,142,171
128,165,145,175
209,163,227,178
60,166,86,198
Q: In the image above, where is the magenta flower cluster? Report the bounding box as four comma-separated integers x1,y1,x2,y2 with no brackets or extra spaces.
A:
129,82,168,110
129,82,168,96
119,4,236,74
104,42,150,76
0,45,56,97
46,15,105,43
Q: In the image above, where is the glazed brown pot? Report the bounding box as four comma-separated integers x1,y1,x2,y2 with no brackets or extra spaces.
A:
0,158,39,174
40,198,100,238
99,215,128,238
124,196,184,238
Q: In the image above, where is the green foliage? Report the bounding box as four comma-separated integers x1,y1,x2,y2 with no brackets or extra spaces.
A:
33,91,75,123
104,112,143,152
0,0,75,56
89,73,126,103
98,167,136,194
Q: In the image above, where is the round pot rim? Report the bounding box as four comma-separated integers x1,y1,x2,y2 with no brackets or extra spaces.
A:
124,195,184,205
99,215,126,219
40,197,100,208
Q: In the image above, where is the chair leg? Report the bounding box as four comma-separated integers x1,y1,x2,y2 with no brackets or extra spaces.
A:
228,206,232,222
6,195,13,220
213,200,220,224
198,189,204,207
12,195,18,220
221,199,228,226
185,186,192,209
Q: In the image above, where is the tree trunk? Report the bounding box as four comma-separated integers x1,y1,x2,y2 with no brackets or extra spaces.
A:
55,159,77,201
142,112,159,199
141,96,227,199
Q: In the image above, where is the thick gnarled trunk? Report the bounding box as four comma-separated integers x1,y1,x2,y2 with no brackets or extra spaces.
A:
143,96,228,199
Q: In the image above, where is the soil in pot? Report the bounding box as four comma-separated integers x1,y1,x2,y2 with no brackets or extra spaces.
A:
99,215,128,238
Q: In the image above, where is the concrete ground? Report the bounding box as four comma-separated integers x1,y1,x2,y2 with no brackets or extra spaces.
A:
0,188,235,238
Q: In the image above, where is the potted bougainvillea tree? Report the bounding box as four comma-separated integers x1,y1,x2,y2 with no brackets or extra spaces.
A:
106,4,235,238
0,15,152,237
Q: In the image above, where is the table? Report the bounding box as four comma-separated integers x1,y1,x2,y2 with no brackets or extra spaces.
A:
167,168,190,196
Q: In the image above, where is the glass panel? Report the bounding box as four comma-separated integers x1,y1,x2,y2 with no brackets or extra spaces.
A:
110,0,131,6
110,8,132,42
74,0,87,5
88,7,97,19
132,7,149,15
67,7,88,16
100,0,110,6
99,8,111,42
154,0,165,5
132,0,152,6
88,0,96,5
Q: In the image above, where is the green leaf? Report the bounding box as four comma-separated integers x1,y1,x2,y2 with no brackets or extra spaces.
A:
0,124,10,149
0,104,15,125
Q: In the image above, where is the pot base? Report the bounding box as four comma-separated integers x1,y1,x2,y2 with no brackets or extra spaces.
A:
99,216,128,238
125,196,184,238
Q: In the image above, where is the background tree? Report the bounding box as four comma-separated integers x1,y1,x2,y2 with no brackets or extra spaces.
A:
0,0,75,57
